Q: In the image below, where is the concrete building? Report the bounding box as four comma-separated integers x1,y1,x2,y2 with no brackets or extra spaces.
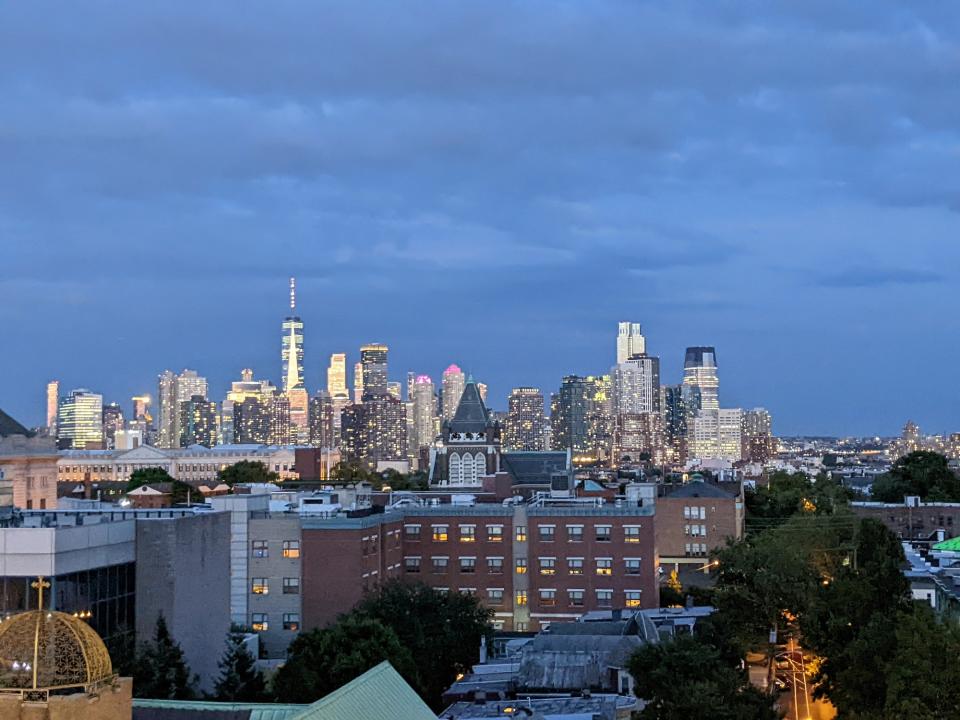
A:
690,409,743,462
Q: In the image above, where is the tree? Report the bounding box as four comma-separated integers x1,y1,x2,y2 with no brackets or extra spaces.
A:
745,471,851,530
213,628,267,702
126,467,175,492
629,634,777,720
133,615,197,699
330,461,378,484
273,615,416,703
217,460,279,487
871,451,960,503
660,570,684,608
353,581,493,709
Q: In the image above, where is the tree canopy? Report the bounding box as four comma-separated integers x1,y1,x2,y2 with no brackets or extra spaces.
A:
212,628,267,702
217,460,279,486
126,467,175,492
871,451,960,502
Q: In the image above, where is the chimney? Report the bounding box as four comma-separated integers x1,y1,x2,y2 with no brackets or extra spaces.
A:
479,635,488,665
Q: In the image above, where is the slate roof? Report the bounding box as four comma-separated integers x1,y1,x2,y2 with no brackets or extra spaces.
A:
0,408,31,438
662,481,735,499
290,661,434,720
501,451,570,486
449,381,491,433
517,634,643,690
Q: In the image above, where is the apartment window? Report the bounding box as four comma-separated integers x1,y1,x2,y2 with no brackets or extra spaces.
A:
625,590,642,608
515,558,527,575
516,526,527,542
568,590,584,607
404,524,422,540
404,557,422,573
460,587,477,597
595,525,612,542
251,613,268,632
436,587,450,595
460,525,476,543
625,558,642,575
567,525,584,542
567,558,584,575
487,557,504,574
536,557,555,575
283,541,300,559
251,540,268,558
516,590,528,607
596,589,613,608
283,577,300,594
432,525,449,542
596,558,613,576
539,589,557,607
251,578,269,595
488,588,504,604
487,524,504,542
624,526,641,543
538,525,556,542
283,613,300,631
459,557,477,574
432,556,449,573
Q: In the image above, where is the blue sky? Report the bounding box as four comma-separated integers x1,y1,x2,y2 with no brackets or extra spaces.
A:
1,1,958,435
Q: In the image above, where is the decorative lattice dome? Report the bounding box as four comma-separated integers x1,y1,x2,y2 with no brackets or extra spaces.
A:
0,610,114,695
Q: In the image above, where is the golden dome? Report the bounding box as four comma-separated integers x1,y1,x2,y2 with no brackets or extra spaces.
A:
0,609,115,698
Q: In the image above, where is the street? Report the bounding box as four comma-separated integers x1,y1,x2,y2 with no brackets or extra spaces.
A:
776,639,836,720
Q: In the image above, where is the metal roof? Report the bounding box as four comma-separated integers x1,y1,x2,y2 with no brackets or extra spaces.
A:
933,536,960,552
133,699,306,720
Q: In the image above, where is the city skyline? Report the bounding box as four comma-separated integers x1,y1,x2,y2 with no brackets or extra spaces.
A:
2,3,958,436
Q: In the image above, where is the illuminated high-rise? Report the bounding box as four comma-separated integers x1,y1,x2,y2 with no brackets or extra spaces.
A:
222,370,276,444
611,355,660,416
360,344,389,399
101,403,124,449
353,362,364,404
45,381,59,433
327,354,347,396
742,408,774,463
616,322,646,364
504,387,545,451
683,347,719,411
57,389,104,449
282,278,308,443
387,382,402,400
441,364,465,422
179,395,219,448
157,369,208,448
412,375,437,452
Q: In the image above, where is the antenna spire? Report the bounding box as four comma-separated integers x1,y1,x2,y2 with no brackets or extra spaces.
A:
289,276,296,311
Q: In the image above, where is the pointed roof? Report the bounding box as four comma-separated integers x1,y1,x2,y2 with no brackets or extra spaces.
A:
290,661,434,720
449,381,490,433
0,409,31,438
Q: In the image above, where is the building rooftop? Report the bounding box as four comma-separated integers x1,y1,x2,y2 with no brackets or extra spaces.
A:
500,451,570,486
442,695,628,720
133,700,306,720
449,382,492,434
0,409,31,439
661,481,735,499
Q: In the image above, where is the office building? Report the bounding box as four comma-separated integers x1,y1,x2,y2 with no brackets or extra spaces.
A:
157,369,208,449
504,388,545,451
57,389,104,450
741,408,775,463
387,381,402,400
101,403,125,449
441,364,466,422
353,362,364,404
411,375,437,453
309,391,336,448
359,344,389,399
661,385,689,463
616,322,646,364
179,395,219,448
222,370,275,444
683,347,719,411
690,408,743,462
282,278,308,443
46,380,59,433
478,382,488,405
340,397,408,470
550,376,607,462
613,412,665,465
611,356,660,416
130,394,152,442
327,353,347,397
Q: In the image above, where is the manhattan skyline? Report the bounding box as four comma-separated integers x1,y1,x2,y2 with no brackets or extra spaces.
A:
2,2,958,435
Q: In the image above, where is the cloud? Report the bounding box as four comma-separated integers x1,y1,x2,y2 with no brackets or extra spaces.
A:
815,266,945,288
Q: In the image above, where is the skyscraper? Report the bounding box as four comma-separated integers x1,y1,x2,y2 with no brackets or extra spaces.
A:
340,397,407,469
309,391,336,449
327,354,347,396
411,375,437,453
742,408,774,463
683,347,719,411
157,369,208,449
504,387,545,451
101,403,124,449
441,364,466,422
222,370,277,444
691,408,742,461
179,395,218,448
360,344,389,399
661,384,689,463
611,356,660,416
57,389,104,449
282,278,308,443
617,322,646,364
45,381,59,433
550,376,596,459
353,362,364,404
387,382,402,400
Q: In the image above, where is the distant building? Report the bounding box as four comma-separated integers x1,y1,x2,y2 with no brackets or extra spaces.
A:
430,380,501,486
657,480,744,565
683,346,719,411
101,402,125,449
46,380,59,433
690,408,743,462
613,412,665,465
441,364,466,423
741,408,775,463
179,395,219,448
360,344,389,399
157,369,208,449
57,388,104,450
412,375,437,453
550,375,607,463
0,409,58,510
340,397,407,469
353,361,364,404
616,321,646,364
222,370,277,444
309,391,336,448
282,278,308,444
504,387,545,451
661,384,689,463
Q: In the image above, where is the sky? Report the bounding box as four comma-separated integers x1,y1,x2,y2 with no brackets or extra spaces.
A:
1,1,958,436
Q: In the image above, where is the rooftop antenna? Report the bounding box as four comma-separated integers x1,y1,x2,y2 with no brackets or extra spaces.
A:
289,276,297,311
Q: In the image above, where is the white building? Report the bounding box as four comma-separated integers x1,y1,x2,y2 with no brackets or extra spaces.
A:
616,322,646,364
691,409,743,462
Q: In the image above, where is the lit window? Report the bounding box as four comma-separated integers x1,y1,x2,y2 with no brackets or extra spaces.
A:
515,558,527,575
404,557,421,573
516,526,527,542
432,525,449,542
567,558,583,575
596,558,612,576
460,557,476,574
252,541,268,558
516,590,528,607
625,526,641,543
567,525,584,542
625,559,642,575
538,525,555,542
488,588,504,604
283,577,300,594
487,557,504,574
568,590,584,607
283,613,300,631
459,525,476,543
595,525,611,542
251,578,269,595
283,541,300,558
487,525,504,542
539,589,556,607
251,613,268,632
625,591,642,608
539,557,556,575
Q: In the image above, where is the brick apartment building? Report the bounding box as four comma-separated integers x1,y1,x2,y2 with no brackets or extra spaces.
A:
301,499,657,632
656,481,744,568
852,500,960,541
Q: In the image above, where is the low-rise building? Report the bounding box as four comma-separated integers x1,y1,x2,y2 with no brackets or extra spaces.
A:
655,480,743,567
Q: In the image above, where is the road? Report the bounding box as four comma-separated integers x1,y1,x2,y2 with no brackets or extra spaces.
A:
776,639,836,720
